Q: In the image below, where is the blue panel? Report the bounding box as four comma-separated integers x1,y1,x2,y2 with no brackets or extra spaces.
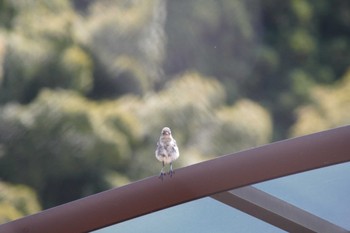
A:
254,162,350,230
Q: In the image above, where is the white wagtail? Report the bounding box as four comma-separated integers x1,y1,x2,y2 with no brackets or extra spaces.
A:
155,127,180,180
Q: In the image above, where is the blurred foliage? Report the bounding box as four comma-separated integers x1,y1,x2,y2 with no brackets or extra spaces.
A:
291,70,350,136
165,0,350,137
164,0,260,101
0,181,41,224
115,72,272,178
0,89,135,208
0,0,93,103
252,0,350,137
212,99,272,154
0,0,349,220
82,0,166,98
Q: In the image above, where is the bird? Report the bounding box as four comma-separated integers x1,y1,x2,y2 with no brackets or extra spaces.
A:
155,127,180,180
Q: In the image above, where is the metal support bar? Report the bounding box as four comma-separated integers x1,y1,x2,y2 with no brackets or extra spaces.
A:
212,186,349,233
0,126,349,233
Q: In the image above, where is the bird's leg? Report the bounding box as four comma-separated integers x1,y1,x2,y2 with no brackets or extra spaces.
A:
169,162,175,177
159,161,166,180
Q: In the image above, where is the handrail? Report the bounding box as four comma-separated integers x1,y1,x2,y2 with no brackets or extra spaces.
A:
1,125,349,233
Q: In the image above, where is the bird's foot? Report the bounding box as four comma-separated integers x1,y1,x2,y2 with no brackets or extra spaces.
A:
159,171,166,180
168,169,175,177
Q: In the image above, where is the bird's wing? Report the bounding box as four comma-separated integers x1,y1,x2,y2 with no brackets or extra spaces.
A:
173,139,177,147
155,141,161,156
172,139,179,152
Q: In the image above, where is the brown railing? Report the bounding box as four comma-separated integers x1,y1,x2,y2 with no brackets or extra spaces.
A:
1,125,349,233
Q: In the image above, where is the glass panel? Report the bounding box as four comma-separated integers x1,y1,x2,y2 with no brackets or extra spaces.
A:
92,197,285,233
254,162,350,230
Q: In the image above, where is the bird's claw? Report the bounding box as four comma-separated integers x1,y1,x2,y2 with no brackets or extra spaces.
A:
159,172,166,180
168,169,175,177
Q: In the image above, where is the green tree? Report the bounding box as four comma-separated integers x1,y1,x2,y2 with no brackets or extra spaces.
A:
164,0,259,102
249,0,350,137
0,181,41,224
164,0,350,139
0,0,93,104
83,0,166,98
290,70,350,136
0,89,138,208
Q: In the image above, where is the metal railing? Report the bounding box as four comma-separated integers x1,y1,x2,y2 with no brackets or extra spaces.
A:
1,125,349,233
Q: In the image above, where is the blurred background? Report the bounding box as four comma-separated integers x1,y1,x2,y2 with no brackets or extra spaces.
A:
0,0,349,223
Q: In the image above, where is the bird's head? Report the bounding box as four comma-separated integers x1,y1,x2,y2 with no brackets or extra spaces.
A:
161,127,172,136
